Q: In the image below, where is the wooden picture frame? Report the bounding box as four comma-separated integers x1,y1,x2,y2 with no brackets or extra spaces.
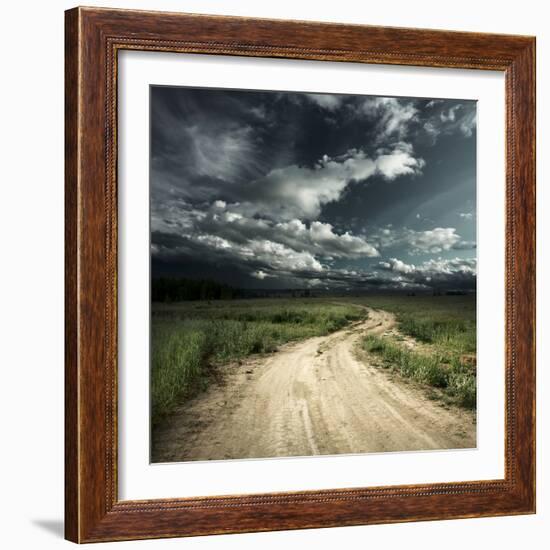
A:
65,6,536,543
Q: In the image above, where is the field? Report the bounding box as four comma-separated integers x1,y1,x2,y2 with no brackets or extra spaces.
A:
151,294,477,427
151,300,366,424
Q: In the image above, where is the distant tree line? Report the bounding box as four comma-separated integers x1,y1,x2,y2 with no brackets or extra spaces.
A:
152,277,236,302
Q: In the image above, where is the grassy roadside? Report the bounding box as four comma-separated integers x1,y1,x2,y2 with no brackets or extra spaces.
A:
362,335,476,408
349,295,476,408
151,300,366,425
343,295,476,354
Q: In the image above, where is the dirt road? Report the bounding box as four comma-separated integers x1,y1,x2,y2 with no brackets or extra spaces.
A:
152,308,476,462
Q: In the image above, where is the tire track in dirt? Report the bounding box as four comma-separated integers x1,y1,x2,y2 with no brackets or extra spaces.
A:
152,308,476,462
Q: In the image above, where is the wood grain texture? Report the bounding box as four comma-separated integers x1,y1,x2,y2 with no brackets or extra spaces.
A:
64,6,536,543
64,7,79,543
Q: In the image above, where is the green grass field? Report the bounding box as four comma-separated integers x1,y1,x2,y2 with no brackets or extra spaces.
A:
151,294,477,424
352,295,476,408
151,300,366,424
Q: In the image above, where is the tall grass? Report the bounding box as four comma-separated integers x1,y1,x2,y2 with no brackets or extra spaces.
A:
398,315,476,354
151,301,365,424
362,335,476,409
151,327,210,423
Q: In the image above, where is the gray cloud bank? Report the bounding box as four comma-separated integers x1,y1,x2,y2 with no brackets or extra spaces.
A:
151,87,477,292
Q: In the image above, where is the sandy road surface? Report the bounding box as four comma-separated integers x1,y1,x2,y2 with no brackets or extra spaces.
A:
152,308,476,462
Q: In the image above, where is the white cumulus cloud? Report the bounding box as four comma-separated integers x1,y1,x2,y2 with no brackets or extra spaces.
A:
358,97,419,141
247,144,424,220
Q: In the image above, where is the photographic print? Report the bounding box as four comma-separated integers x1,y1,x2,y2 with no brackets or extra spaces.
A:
150,86,477,463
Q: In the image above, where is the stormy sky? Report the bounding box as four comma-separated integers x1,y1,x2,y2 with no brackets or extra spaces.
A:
150,86,476,292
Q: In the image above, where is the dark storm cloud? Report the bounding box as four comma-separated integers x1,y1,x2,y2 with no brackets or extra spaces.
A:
151,86,477,291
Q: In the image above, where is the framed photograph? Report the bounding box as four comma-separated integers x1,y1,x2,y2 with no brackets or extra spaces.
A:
65,7,536,543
